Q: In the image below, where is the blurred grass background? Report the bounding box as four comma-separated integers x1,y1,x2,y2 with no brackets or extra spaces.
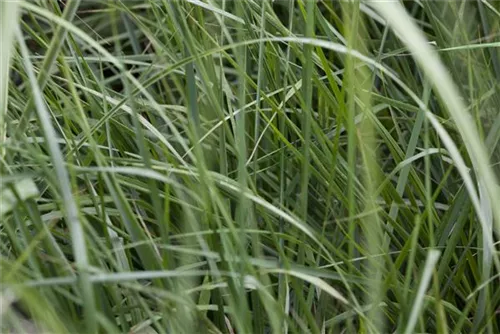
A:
1,0,499,333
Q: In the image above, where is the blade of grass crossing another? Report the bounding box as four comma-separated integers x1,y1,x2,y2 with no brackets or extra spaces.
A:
403,250,441,334
296,0,316,330
15,27,97,333
15,0,82,136
370,0,500,253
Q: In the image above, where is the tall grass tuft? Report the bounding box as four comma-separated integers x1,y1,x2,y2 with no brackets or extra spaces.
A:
1,1,499,333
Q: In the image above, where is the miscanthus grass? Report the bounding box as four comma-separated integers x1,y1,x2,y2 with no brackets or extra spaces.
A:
1,1,499,333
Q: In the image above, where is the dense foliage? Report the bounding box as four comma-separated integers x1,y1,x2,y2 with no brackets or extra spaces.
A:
1,1,499,333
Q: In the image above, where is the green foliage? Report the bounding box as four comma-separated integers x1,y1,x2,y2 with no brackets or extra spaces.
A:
1,1,499,333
